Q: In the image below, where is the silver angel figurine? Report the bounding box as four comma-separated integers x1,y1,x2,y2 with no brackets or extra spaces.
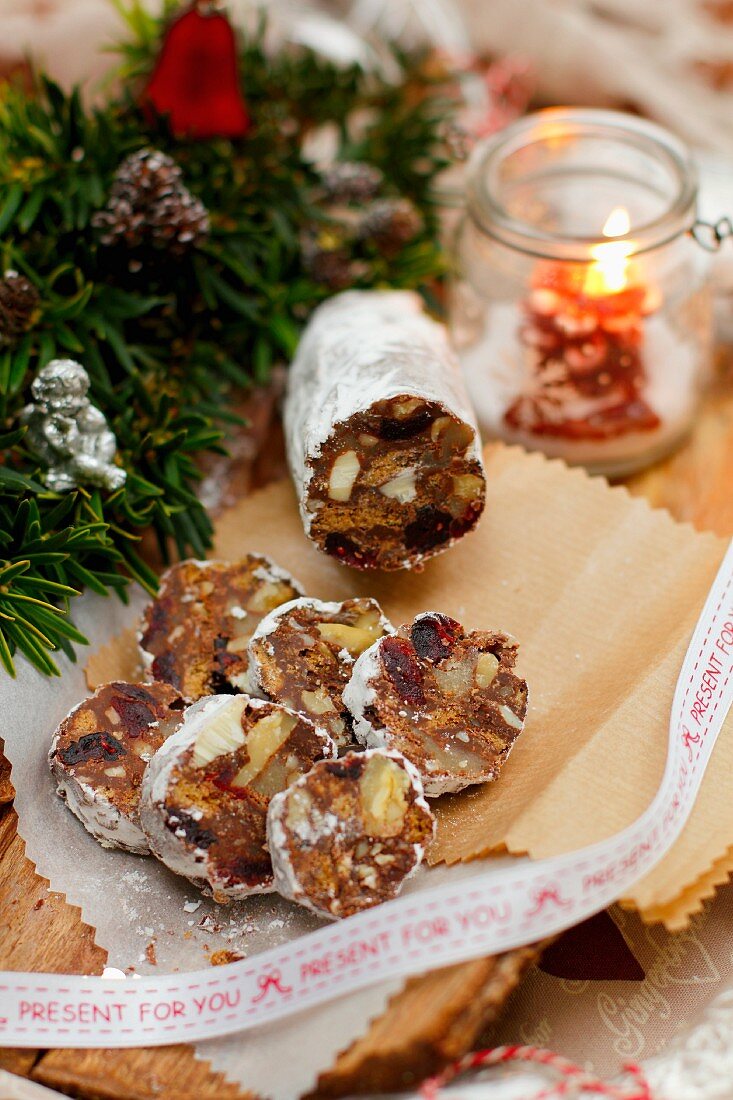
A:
21,359,126,493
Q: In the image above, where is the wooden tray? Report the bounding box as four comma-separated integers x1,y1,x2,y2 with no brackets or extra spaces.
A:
2,357,732,1099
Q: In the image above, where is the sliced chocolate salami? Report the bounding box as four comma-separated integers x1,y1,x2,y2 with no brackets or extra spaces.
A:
248,596,393,753
139,695,335,901
267,748,434,919
284,290,486,571
343,613,528,796
139,556,304,702
49,681,186,854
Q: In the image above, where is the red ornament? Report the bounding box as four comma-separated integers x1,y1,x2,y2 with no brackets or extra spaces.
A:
142,2,251,140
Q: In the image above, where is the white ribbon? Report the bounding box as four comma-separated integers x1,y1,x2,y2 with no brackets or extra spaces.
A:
2,541,732,1048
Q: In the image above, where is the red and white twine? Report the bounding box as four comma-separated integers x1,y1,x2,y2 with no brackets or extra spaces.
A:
421,1046,654,1100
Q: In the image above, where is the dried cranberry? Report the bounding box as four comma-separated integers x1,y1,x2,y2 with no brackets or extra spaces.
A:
378,409,432,441
223,856,271,887
213,635,239,670
142,598,171,644
380,636,425,706
411,613,461,663
59,732,126,766
166,810,217,849
110,685,157,737
324,533,378,570
211,769,250,797
404,506,453,552
325,758,363,780
116,683,156,702
449,501,483,540
151,652,181,689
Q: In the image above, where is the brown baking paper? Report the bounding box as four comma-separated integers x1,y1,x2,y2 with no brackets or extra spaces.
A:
89,443,731,927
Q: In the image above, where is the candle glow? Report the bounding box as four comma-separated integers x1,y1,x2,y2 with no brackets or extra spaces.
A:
584,207,634,297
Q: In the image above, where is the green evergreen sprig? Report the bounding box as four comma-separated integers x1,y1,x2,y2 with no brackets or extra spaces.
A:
0,7,453,676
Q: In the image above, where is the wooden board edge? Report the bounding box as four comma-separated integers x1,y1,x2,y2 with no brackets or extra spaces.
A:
310,943,544,1097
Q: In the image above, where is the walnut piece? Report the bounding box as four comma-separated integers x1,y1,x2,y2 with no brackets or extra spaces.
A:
302,688,337,715
232,709,297,788
360,753,410,838
379,467,417,503
317,615,382,655
249,580,297,613
191,699,247,767
328,450,361,501
476,652,500,687
452,473,484,499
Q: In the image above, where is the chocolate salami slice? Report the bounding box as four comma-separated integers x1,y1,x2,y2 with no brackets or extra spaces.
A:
249,596,393,753
49,681,186,854
284,291,486,571
267,748,434,919
139,695,335,901
139,556,304,702
343,613,528,796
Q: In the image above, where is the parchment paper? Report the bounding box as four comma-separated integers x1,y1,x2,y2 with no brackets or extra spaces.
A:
4,442,732,1098
207,443,731,924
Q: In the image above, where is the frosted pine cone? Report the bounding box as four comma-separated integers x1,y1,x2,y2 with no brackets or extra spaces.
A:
93,149,209,255
0,271,40,343
301,227,362,290
359,198,423,256
320,161,384,204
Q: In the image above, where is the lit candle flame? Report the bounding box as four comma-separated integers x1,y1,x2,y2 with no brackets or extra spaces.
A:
584,206,633,296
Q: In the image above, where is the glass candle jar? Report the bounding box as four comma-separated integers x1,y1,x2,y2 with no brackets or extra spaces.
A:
450,108,714,477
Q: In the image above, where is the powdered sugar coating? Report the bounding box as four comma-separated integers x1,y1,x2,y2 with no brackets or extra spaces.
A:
53,771,149,854
342,641,384,743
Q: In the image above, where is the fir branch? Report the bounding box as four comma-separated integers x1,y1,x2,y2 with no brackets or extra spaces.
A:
0,10,454,677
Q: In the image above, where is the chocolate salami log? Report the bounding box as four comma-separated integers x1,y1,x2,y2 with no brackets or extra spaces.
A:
284,291,486,571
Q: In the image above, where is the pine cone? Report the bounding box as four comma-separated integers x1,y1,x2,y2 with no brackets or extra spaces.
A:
320,161,384,205
0,271,40,343
359,198,423,256
93,149,209,256
301,227,361,290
